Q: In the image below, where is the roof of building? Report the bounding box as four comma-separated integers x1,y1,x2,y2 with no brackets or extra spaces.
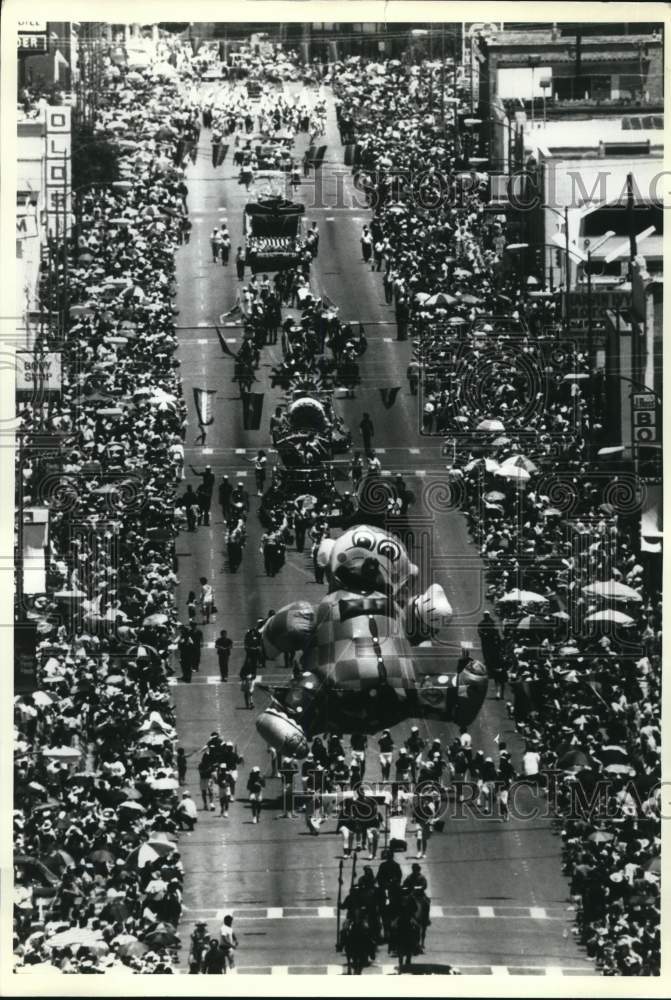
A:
483,30,661,49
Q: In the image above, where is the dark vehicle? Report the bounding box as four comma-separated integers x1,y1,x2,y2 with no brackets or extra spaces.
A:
243,195,305,273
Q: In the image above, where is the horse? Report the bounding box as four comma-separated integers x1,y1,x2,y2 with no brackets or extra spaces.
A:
389,891,428,970
340,907,377,975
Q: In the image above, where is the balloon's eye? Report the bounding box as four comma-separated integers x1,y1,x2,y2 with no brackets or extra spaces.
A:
378,540,401,562
352,532,375,551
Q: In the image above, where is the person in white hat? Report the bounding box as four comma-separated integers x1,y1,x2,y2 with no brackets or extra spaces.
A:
246,766,265,823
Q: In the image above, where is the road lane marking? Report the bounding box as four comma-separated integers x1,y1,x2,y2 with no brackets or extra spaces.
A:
235,448,247,454
530,906,548,919
197,338,208,344
230,964,592,976
375,448,386,454
383,337,393,342
197,320,210,326
318,906,334,918
267,907,283,919
429,905,443,918
409,448,421,454
415,470,426,477
478,906,495,918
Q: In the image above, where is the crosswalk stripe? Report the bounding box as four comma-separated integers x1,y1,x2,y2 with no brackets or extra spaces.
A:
182,904,568,921
409,447,421,454
229,963,591,976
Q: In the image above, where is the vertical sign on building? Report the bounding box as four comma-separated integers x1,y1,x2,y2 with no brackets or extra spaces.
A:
45,106,71,240
631,390,657,471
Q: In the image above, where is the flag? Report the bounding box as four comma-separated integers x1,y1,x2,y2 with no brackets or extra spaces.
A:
379,387,400,409
241,393,264,431
494,733,500,745
314,145,327,168
215,325,238,359
54,48,69,84
193,388,215,427
217,144,229,167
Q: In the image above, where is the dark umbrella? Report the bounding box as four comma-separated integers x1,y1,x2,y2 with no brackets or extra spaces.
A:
558,749,595,772
100,898,131,923
39,849,75,874
118,939,149,959
88,848,117,865
142,922,179,948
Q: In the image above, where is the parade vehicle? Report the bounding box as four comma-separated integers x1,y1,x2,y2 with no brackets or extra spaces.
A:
243,195,306,274
259,391,349,526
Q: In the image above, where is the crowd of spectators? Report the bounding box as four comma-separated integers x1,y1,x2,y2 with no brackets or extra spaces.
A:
332,55,661,976
13,54,204,975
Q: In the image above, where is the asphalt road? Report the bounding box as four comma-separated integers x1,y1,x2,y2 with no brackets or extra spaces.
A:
169,80,594,977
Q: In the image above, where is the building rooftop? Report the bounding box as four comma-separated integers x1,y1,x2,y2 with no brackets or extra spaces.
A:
483,30,661,49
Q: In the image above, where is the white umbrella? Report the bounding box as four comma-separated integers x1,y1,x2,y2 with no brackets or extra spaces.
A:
585,610,635,625
500,455,538,474
499,589,549,605
31,691,53,707
582,581,643,603
41,746,81,761
495,465,531,482
476,418,505,432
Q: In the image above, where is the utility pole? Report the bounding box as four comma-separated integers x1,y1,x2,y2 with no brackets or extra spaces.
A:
564,204,571,330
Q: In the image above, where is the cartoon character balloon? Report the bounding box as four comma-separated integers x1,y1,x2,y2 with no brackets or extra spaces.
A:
255,525,488,758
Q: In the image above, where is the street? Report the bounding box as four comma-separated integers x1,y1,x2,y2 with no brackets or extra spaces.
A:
169,80,594,976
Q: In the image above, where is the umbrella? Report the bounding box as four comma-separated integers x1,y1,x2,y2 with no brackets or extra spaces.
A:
147,777,179,791
88,848,117,865
100,898,131,923
31,691,53,707
425,292,457,307
558,749,594,771
552,611,570,621
118,801,146,815
447,316,467,326
453,267,472,278
646,856,661,875
118,939,149,959
501,455,538,474
604,763,636,777
516,615,553,631
585,610,635,626
495,465,531,482
484,491,506,502
499,589,548,606
39,849,76,874
46,927,105,949
458,292,481,305
141,923,180,948
476,418,505,432
597,745,630,765
588,830,615,844
137,732,170,747
142,613,169,627
582,581,642,603
126,840,175,868
543,507,563,518
562,372,590,381
492,436,511,447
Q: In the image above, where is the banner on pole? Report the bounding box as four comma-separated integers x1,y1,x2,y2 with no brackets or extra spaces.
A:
193,387,216,426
